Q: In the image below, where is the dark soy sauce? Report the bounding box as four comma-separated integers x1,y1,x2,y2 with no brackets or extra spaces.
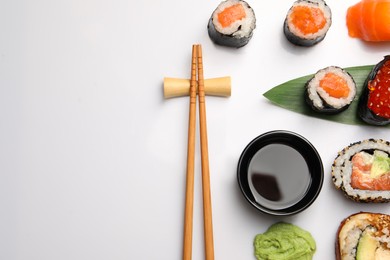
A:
248,144,311,210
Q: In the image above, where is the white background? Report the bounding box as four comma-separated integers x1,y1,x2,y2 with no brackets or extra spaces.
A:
1,0,390,259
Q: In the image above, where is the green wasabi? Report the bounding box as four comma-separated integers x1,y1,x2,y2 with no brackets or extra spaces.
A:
254,222,316,260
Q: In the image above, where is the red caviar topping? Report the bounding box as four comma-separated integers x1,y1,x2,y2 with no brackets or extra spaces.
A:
367,60,390,119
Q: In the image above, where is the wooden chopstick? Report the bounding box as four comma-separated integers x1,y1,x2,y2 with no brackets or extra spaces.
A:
183,45,198,260
182,44,215,260
196,44,215,260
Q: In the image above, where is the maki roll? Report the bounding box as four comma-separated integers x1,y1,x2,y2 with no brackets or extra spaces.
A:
305,66,357,114
332,139,390,203
284,0,332,47
207,0,256,48
336,212,390,260
358,55,390,126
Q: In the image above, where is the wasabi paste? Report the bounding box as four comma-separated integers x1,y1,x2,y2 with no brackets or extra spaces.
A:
254,222,316,260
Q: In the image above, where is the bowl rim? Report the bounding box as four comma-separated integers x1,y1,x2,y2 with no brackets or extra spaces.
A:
237,130,324,216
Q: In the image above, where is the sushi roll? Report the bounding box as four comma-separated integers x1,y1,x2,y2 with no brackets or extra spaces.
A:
336,212,390,260
332,139,390,203
284,0,332,47
305,66,357,114
207,0,256,48
358,55,390,126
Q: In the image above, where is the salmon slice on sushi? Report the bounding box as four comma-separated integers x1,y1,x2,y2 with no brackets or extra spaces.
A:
347,0,390,42
284,0,332,46
208,0,256,48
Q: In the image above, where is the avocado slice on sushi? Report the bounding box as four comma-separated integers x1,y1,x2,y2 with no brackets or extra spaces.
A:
356,231,378,260
371,151,390,179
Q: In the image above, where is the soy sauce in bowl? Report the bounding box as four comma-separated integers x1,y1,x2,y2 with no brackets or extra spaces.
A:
237,130,323,216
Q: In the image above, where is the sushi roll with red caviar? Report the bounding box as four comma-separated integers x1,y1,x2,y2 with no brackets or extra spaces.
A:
358,56,390,126
284,0,332,47
332,139,390,203
207,0,256,48
305,66,357,114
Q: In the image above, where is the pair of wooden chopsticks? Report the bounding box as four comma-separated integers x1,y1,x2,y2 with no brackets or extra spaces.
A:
183,44,214,260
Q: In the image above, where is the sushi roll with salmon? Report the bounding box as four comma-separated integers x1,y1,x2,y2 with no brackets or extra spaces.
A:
207,0,256,48
347,0,390,42
336,212,390,260
332,139,390,203
305,66,357,114
284,0,332,47
358,56,390,126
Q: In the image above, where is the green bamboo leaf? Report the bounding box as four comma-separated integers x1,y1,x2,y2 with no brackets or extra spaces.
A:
263,65,377,126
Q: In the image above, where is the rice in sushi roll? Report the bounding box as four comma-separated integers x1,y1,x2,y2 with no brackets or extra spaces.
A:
284,0,332,47
207,0,256,48
305,66,356,114
332,139,390,203
336,212,390,260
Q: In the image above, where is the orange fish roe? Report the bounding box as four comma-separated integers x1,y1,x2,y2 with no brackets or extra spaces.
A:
319,73,350,98
218,4,246,28
290,5,326,34
367,60,390,119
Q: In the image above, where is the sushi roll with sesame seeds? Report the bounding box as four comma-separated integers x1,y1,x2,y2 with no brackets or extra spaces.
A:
331,139,390,203
336,212,390,260
207,0,256,48
284,0,332,47
305,66,357,114
358,55,390,126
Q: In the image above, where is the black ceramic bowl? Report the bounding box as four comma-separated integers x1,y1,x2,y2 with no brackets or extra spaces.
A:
237,130,324,216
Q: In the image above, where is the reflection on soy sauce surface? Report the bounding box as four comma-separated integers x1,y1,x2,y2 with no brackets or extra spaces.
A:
248,144,311,210
251,173,281,201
